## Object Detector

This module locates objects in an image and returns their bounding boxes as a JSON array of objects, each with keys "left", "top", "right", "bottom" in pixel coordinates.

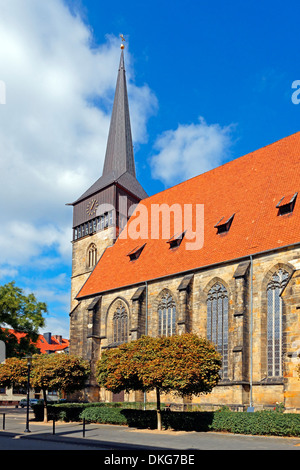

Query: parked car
[{"left": 19, "top": 398, "right": 39, "bottom": 408}]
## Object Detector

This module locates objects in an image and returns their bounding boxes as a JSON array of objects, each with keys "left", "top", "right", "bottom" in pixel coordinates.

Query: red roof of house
[
  {"left": 36, "top": 334, "right": 69, "bottom": 354},
  {"left": 77, "top": 132, "right": 300, "bottom": 298},
  {"left": 2, "top": 329, "right": 69, "bottom": 353}
]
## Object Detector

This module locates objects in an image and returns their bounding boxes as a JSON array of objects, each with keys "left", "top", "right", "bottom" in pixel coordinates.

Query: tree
[
  {"left": 0, "top": 356, "right": 28, "bottom": 389},
  {"left": 96, "top": 334, "right": 222, "bottom": 430},
  {"left": 31, "top": 354, "right": 90, "bottom": 421},
  {"left": 0, "top": 282, "right": 47, "bottom": 357},
  {"left": 0, "top": 354, "right": 90, "bottom": 422}
]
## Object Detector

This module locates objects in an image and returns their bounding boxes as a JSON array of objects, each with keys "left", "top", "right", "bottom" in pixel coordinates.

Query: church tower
[{"left": 69, "top": 45, "right": 148, "bottom": 312}]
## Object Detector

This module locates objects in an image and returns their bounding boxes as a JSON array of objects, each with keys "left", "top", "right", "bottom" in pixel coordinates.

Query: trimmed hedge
[
  {"left": 211, "top": 410, "right": 300, "bottom": 436},
  {"left": 83, "top": 408, "right": 300, "bottom": 437},
  {"left": 163, "top": 410, "right": 300, "bottom": 436},
  {"left": 32, "top": 403, "right": 98, "bottom": 422},
  {"left": 32, "top": 401, "right": 159, "bottom": 422},
  {"left": 32, "top": 404, "right": 300, "bottom": 437},
  {"left": 80, "top": 407, "right": 127, "bottom": 425}
]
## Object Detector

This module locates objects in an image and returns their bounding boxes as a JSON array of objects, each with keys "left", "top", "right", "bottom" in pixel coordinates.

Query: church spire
[
  {"left": 102, "top": 45, "right": 136, "bottom": 178},
  {"left": 70, "top": 39, "right": 148, "bottom": 205}
]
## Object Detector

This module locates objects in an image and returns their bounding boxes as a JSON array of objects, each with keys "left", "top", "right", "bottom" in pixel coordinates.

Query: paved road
[{"left": 0, "top": 406, "right": 299, "bottom": 453}]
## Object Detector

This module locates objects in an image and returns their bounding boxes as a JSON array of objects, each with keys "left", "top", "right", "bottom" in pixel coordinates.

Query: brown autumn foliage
[
  {"left": 96, "top": 334, "right": 222, "bottom": 429},
  {"left": 0, "top": 354, "right": 90, "bottom": 421}
]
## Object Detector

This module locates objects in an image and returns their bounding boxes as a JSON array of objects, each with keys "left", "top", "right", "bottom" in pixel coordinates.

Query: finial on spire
[{"left": 120, "top": 34, "right": 126, "bottom": 49}]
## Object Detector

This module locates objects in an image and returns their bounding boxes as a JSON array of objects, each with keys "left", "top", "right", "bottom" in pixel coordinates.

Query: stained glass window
[
  {"left": 267, "top": 269, "right": 289, "bottom": 377},
  {"left": 207, "top": 282, "right": 228, "bottom": 379},
  {"left": 158, "top": 293, "right": 176, "bottom": 337}
]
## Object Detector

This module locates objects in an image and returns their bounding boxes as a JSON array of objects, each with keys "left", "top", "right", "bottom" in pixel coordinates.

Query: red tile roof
[
  {"left": 77, "top": 132, "right": 300, "bottom": 298},
  {"left": 36, "top": 334, "right": 69, "bottom": 354},
  {"left": 2, "top": 329, "right": 69, "bottom": 353}
]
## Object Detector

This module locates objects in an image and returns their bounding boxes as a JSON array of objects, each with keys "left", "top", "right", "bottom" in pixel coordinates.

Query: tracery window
[
  {"left": 88, "top": 243, "right": 97, "bottom": 268},
  {"left": 207, "top": 282, "right": 229, "bottom": 379},
  {"left": 267, "top": 269, "right": 289, "bottom": 377},
  {"left": 113, "top": 305, "right": 128, "bottom": 344},
  {"left": 158, "top": 292, "right": 176, "bottom": 337}
]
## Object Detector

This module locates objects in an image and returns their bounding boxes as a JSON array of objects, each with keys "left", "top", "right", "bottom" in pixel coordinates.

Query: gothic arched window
[
  {"left": 267, "top": 269, "right": 289, "bottom": 377},
  {"left": 113, "top": 304, "right": 128, "bottom": 344},
  {"left": 88, "top": 243, "right": 97, "bottom": 268},
  {"left": 158, "top": 292, "right": 176, "bottom": 337},
  {"left": 207, "top": 282, "right": 229, "bottom": 379}
]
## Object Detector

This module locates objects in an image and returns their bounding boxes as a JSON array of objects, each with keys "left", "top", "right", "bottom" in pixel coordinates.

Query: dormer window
[
  {"left": 127, "top": 243, "right": 146, "bottom": 261},
  {"left": 276, "top": 192, "right": 297, "bottom": 216},
  {"left": 214, "top": 214, "right": 235, "bottom": 234},
  {"left": 167, "top": 231, "right": 186, "bottom": 249}
]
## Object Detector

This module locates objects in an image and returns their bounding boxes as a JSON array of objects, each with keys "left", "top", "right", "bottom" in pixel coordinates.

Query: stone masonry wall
[
  {"left": 70, "top": 227, "right": 115, "bottom": 312},
  {"left": 69, "top": 245, "right": 300, "bottom": 410}
]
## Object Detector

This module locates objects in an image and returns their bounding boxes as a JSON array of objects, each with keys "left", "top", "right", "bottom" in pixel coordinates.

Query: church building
[{"left": 69, "top": 45, "right": 300, "bottom": 411}]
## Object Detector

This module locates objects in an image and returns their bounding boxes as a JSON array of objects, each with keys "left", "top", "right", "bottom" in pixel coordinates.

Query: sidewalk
[
  {"left": 0, "top": 408, "right": 158, "bottom": 450},
  {"left": 0, "top": 407, "right": 300, "bottom": 451}
]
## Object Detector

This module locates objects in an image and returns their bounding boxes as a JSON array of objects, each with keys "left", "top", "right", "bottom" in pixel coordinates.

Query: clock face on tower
[{"left": 86, "top": 198, "right": 99, "bottom": 217}]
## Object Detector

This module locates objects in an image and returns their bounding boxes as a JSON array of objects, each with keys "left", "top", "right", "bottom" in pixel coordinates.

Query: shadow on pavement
[{"left": 0, "top": 429, "right": 169, "bottom": 451}]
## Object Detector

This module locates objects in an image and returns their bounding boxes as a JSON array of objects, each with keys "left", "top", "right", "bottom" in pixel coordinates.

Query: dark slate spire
[
  {"left": 102, "top": 49, "right": 136, "bottom": 178},
  {"left": 71, "top": 46, "right": 148, "bottom": 205}
]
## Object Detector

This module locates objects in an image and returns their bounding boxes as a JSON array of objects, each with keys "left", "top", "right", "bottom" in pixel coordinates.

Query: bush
[
  {"left": 32, "top": 402, "right": 104, "bottom": 422},
  {"left": 211, "top": 410, "right": 300, "bottom": 437},
  {"left": 32, "top": 404, "right": 300, "bottom": 437},
  {"left": 80, "top": 407, "right": 127, "bottom": 425},
  {"left": 32, "top": 401, "right": 159, "bottom": 422},
  {"left": 123, "top": 409, "right": 300, "bottom": 436},
  {"left": 121, "top": 410, "right": 159, "bottom": 429},
  {"left": 163, "top": 411, "right": 214, "bottom": 431}
]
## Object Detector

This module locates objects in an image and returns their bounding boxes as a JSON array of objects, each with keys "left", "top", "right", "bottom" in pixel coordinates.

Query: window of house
[
  {"left": 267, "top": 269, "right": 289, "bottom": 377},
  {"left": 207, "top": 282, "right": 229, "bottom": 379},
  {"left": 113, "top": 305, "right": 128, "bottom": 344},
  {"left": 158, "top": 292, "right": 176, "bottom": 337},
  {"left": 13, "top": 386, "right": 27, "bottom": 395}
]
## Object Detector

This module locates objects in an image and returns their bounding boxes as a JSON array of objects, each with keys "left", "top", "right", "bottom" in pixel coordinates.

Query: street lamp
[{"left": 24, "top": 356, "right": 32, "bottom": 433}]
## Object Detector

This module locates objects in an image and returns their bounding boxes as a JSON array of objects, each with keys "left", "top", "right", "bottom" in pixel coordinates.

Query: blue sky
[{"left": 0, "top": 0, "right": 299, "bottom": 338}]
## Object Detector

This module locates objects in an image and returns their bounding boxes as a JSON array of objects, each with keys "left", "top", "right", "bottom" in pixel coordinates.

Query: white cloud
[
  {"left": 22, "top": 272, "right": 71, "bottom": 338},
  {"left": 0, "top": 0, "right": 157, "bottom": 268},
  {"left": 40, "top": 315, "right": 70, "bottom": 340},
  {"left": 0, "top": 221, "right": 71, "bottom": 266},
  {"left": 150, "top": 117, "right": 233, "bottom": 186},
  {"left": 0, "top": 267, "right": 18, "bottom": 280}
]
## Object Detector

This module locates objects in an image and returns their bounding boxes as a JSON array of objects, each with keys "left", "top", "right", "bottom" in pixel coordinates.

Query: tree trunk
[
  {"left": 156, "top": 387, "right": 162, "bottom": 431},
  {"left": 42, "top": 388, "right": 48, "bottom": 423}
]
